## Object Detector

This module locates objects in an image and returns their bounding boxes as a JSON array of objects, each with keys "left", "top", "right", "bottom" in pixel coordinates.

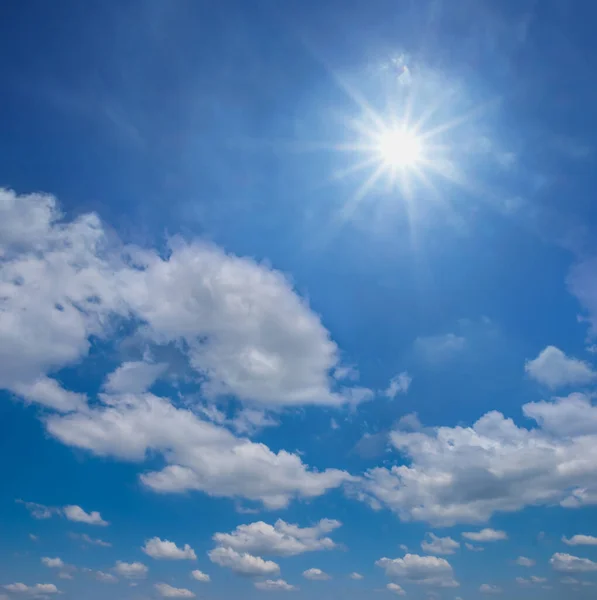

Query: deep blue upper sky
[{"left": 2, "top": 1, "right": 597, "bottom": 599}]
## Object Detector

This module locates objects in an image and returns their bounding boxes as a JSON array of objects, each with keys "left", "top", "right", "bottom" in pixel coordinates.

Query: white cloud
[
  {"left": 349, "top": 572, "right": 364, "bottom": 580},
  {"left": 58, "top": 572, "right": 73, "bottom": 580},
  {"left": 41, "top": 557, "right": 64, "bottom": 569},
  {"left": 462, "top": 530, "right": 507, "bottom": 542},
  {"left": 525, "top": 346, "right": 596, "bottom": 388},
  {"left": 387, "top": 583, "right": 406, "bottom": 595},
  {"left": 113, "top": 561, "right": 148, "bottom": 578},
  {"left": 213, "top": 519, "right": 341, "bottom": 557},
  {"left": 48, "top": 394, "right": 352, "bottom": 509},
  {"left": 3, "top": 583, "right": 59, "bottom": 594},
  {"left": 155, "top": 583, "right": 195, "bottom": 598},
  {"left": 12, "top": 377, "right": 86, "bottom": 413},
  {"left": 414, "top": 333, "right": 465, "bottom": 362},
  {"left": 16, "top": 500, "right": 59, "bottom": 520},
  {"left": 103, "top": 361, "right": 167, "bottom": 395},
  {"left": 515, "top": 556, "right": 535, "bottom": 567},
  {"left": 376, "top": 554, "right": 459, "bottom": 588},
  {"left": 550, "top": 553, "right": 597, "bottom": 572},
  {"left": 563, "top": 535, "right": 597, "bottom": 546},
  {"left": 29, "top": 534, "right": 38, "bottom": 541},
  {"left": 95, "top": 571, "right": 118, "bottom": 583},
  {"left": 421, "top": 533, "right": 460, "bottom": 555},
  {"left": 302, "top": 568, "right": 330, "bottom": 581},
  {"left": 63, "top": 505, "right": 108, "bottom": 526},
  {"left": 384, "top": 372, "right": 411, "bottom": 399},
  {"left": 70, "top": 532, "right": 111, "bottom": 547},
  {"left": 464, "top": 543, "right": 483, "bottom": 552},
  {"left": 479, "top": 584, "right": 501, "bottom": 594},
  {"left": 190, "top": 570, "right": 210, "bottom": 582},
  {"left": 208, "top": 547, "right": 280, "bottom": 577},
  {"left": 358, "top": 393, "right": 597, "bottom": 525},
  {"left": 254, "top": 579, "right": 297, "bottom": 591},
  {"left": 142, "top": 537, "right": 196, "bottom": 560},
  {"left": 561, "top": 577, "right": 579, "bottom": 585}
]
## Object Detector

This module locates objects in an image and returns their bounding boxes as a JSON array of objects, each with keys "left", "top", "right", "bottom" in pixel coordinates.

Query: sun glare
[{"left": 376, "top": 127, "right": 423, "bottom": 169}]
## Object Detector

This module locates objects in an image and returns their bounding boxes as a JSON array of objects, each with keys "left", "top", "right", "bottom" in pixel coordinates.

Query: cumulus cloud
[
  {"left": 41, "top": 557, "right": 64, "bottom": 569},
  {"left": 213, "top": 519, "right": 341, "bottom": 557},
  {"left": 480, "top": 584, "right": 502, "bottom": 594},
  {"left": 190, "top": 570, "right": 210, "bottom": 582},
  {"left": 387, "top": 582, "right": 406, "bottom": 595},
  {"left": 525, "top": 346, "right": 596, "bottom": 388},
  {"left": 103, "top": 361, "right": 167, "bottom": 395},
  {"left": 155, "top": 583, "right": 195, "bottom": 598},
  {"left": 550, "top": 553, "right": 597, "bottom": 572},
  {"left": 208, "top": 547, "right": 280, "bottom": 577},
  {"left": 349, "top": 572, "right": 364, "bottom": 580},
  {"left": 358, "top": 392, "right": 597, "bottom": 525},
  {"left": 95, "top": 571, "right": 118, "bottom": 583},
  {"left": 462, "top": 530, "right": 507, "bottom": 542},
  {"left": 63, "top": 505, "right": 108, "bottom": 526},
  {"left": 254, "top": 579, "right": 297, "bottom": 591},
  {"left": 464, "top": 543, "right": 484, "bottom": 552},
  {"left": 3, "top": 583, "right": 58, "bottom": 594},
  {"left": 376, "top": 554, "right": 459, "bottom": 588},
  {"left": 113, "top": 561, "right": 148, "bottom": 578},
  {"left": 421, "top": 533, "right": 460, "bottom": 555},
  {"left": 383, "top": 372, "right": 411, "bottom": 399},
  {"left": 142, "top": 537, "right": 196, "bottom": 560},
  {"left": 563, "top": 535, "right": 597, "bottom": 546},
  {"left": 302, "top": 568, "right": 330, "bottom": 580},
  {"left": 515, "top": 556, "right": 535, "bottom": 567}
]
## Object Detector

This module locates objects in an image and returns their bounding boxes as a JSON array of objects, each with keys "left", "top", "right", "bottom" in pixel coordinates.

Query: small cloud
[
  {"left": 302, "top": 568, "right": 330, "bottom": 581},
  {"left": 113, "top": 561, "right": 148, "bottom": 579},
  {"left": 462, "top": 529, "right": 507, "bottom": 542},
  {"left": 349, "top": 572, "right": 364, "bottom": 580},
  {"left": 383, "top": 372, "right": 412, "bottom": 399},
  {"left": 516, "top": 556, "right": 536, "bottom": 567},
  {"left": 464, "top": 543, "right": 484, "bottom": 552},
  {"left": 254, "top": 579, "right": 298, "bottom": 591},
  {"left": 142, "top": 537, "right": 196, "bottom": 560},
  {"left": 563, "top": 535, "right": 597, "bottom": 546},
  {"left": 70, "top": 532, "right": 111, "bottom": 547},
  {"left": 63, "top": 505, "right": 108, "bottom": 526},
  {"left": 190, "top": 570, "right": 210, "bottom": 582},
  {"left": 525, "top": 346, "right": 596, "bottom": 388},
  {"left": 479, "top": 584, "right": 502, "bottom": 594},
  {"left": 387, "top": 583, "right": 406, "bottom": 595},
  {"left": 414, "top": 333, "right": 466, "bottom": 363},
  {"left": 421, "top": 533, "right": 460, "bottom": 555},
  {"left": 155, "top": 583, "right": 195, "bottom": 598},
  {"left": 29, "top": 534, "right": 38, "bottom": 542}
]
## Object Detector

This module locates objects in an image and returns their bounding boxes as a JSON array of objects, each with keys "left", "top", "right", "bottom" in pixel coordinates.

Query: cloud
[
  {"left": 142, "top": 537, "right": 196, "bottom": 560},
  {"left": 461, "top": 530, "right": 507, "bottom": 542},
  {"left": 563, "top": 535, "right": 597, "bottom": 546},
  {"left": 113, "top": 561, "right": 148, "bottom": 578},
  {"left": 41, "top": 558, "right": 64, "bottom": 569},
  {"left": 568, "top": 258, "right": 597, "bottom": 335},
  {"left": 421, "top": 533, "right": 460, "bottom": 555},
  {"left": 525, "top": 346, "right": 596, "bottom": 388},
  {"left": 414, "top": 333, "right": 465, "bottom": 363},
  {"left": 213, "top": 519, "right": 341, "bottom": 557},
  {"left": 302, "top": 568, "right": 330, "bottom": 581},
  {"left": 103, "top": 361, "right": 167, "bottom": 395},
  {"left": 254, "top": 579, "right": 297, "bottom": 591},
  {"left": 70, "top": 532, "right": 111, "bottom": 547},
  {"left": 16, "top": 500, "right": 59, "bottom": 520},
  {"left": 349, "top": 572, "right": 364, "bottom": 580},
  {"left": 387, "top": 583, "right": 406, "bottom": 595},
  {"left": 383, "top": 372, "right": 411, "bottom": 399},
  {"left": 48, "top": 394, "right": 352, "bottom": 509},
  {"left": 63, "top": 505, "right": 108, "bottom": 526},
  {"left": 464, "top": 543, "right": 484, "bottom": 552},
  {"left": 190, "top": 570, "right": 210, "bottom": 582},
  {"left": 515, "top": 556, "right": 535, "bottom": 567},
  {"left": 480, "top": 584, "right": 502, "bottom": 594},
  {"left": 208, "top": 547, "right": 280, "bottom": 577},
  {"left": 95, "top": 571, "right": 118, "bottom": 583},
  {"left": 358, "top": 392, "right": 597, "bottom": 525},
  {"left": 376, "top": 554, "right": 459, "bottom": 588},
  {"left": 155, "top": 583, "right": 195, "bottom": 598},
  {"left": 550, "top": 553, "right": 597, "bottom": 572},
  {"left": 3, "top": 583, "right": 59, "bottom": 594}
]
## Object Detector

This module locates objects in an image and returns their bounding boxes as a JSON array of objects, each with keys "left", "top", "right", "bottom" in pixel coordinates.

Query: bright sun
[{"left": 376, "top": 127, "right": 423, "bottom": 169}]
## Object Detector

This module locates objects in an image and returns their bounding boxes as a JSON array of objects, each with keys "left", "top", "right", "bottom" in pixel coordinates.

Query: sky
[{"left": 2, "top": 0, "right": 597, "bottom": 599}]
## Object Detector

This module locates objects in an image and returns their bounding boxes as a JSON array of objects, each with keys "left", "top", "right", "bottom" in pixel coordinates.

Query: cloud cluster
[{"left": 17, "top": 501, "right": 108, "bottom": 526}]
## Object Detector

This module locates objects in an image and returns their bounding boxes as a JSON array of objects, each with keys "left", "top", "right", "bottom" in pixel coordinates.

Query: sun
[{"left": 375, "top": 127, "right": 423, "bottom": 169}]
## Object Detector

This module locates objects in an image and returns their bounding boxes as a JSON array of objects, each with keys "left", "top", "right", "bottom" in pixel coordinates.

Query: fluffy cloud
[
  {"left": 63, "top": 505, "right": 108, "bottom": 526},
  {"left": 142, "top": 537, "right": 196, "bottom": 560},
  {"left": 302, "top": 568, "right": 330, "bottom": 580},
  {"left": 3, "top": 583, "right": 58, "bottom": 594},
  {"left": 103, "top": 361, "right": 167, "bottom": 395},
  {"left": 480, "top": 584, "right": 502, "bottom": 594},
  {"left": 213, "top": 519, "right": 341, "bottom": 557},
  {"left": 254, "top": 579, "right": 297, "bottom": 591},
  {"left": 41, "top": 557, "right": 64, "bottom": 569},
  {"left": 95, "top": 571, "right": 118, "bottom": 583},
  {"left": 190, "top": 570, "right": 210, "bottom": 582},
  {"left": 208, "top": 547, "right": 280, "bottom": 577},
  {"left": 525, "top": 346, "right": 596, "bottom": 388},
  {"left": 383, "top": 372, "right": 411, "bottom": 399},
  {"left": 515, "top": 556, "right": 536, "bottom": 567},
  {"left": 387, "top": 583, "right": 405, "bottom": 595},
  {"left": 113, "top": 561, "right": 148, "bottom": 578},
  {"left": 349, "top": 572, "right": 364, "bottom": 580},
  {"left": 563, "top": 535, "right": 597, "bottom": 546},
  {"left": 421, "top": 533, "right": 460, "bottom": 555},
  {"left": 462, "top": 530, "right": 507, "bottom": 542},
  {"left": 359, "top": 392, "right": 597, "bottom": 525},
  {"left": 155, "top": 583, "right": 195, "bottom": 598},
  {"left": 550, "top": 553, "right": 597, "bottom": 572},
  {"left": 376, "top": 554, "right": 459, "bottom": 588}
]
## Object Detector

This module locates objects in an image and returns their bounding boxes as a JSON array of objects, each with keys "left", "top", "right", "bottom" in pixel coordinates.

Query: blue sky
[{"left": 2, "top": 0, "right": 597, "bottom": 599}]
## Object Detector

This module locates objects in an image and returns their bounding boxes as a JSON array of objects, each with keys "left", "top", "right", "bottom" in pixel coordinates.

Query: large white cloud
[
  {"left": 142, "top": 537, "right": 196, "bottom": 560},
  {"left": 47, "top": 394, "right": 352, "bottom": 509},
  {"left": 525, "top": 346, "right": 596, "bottom": 388},
  {"left": 212, "top": 519, "right": 341, "bottom": 557},
  {"left": 208, "top": 547, "right": 280, "bottom": 577},
  {"left": 376, "top": 554, "right": 459, "bottom": 588},
  {"left": 358, "top": 392, "right": 597, "bottom": 525}
]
